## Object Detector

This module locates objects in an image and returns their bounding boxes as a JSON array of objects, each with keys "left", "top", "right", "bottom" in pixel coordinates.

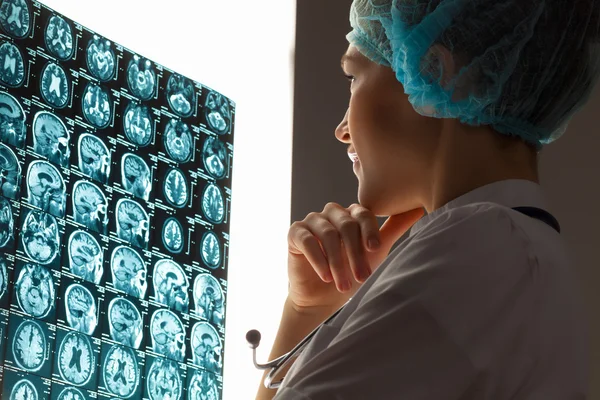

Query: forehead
[{"left": 341, "top": 45, "right": 367, "bottom": 66}]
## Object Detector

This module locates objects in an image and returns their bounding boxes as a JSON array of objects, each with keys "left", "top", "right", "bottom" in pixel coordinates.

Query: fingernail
[
  {"left": 340, "top": 279, "right": 351, "bottom": 292},
  {"left": 368, "top": 238, "right": 380, "bottom": 250}
]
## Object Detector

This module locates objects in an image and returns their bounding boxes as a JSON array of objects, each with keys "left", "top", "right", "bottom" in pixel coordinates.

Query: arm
[{"left": 256, "top": 297, "right": 339, "bottom": 400}]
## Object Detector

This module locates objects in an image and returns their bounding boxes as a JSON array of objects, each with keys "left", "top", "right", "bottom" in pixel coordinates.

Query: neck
[{"left": 424, "top": 122, "right": 539, "bottom": 213}]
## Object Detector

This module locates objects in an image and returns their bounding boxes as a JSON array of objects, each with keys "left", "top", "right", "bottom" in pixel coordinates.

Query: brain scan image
[
  {"left": 166, "top": 74, "right": 195, "bottom": 117},
  {"left": 0, "top": 41, "right": 25, "bottom": 87},
  {"left": 82, "top": 82, "right": 111, "bottom": 128},
  {"left": 0, "top": 0, "right": 30, "bottom": 38},
  {"left": 202, "top": 184, "right": 224, "bottom": 224},
  {"left": 123, "top": 102, "right": 153, "bottom": 147},
  {"left": 10, "top": 379, "right": 38, "bottom": 400},
  {"left": 163, "top": 119, "right": 193, "bottom": 163},
  {"left": 110, "top": 245, "right": 147, "bottom": 299},
  {"left": 0, "top": 91, "right": 26, "bottom": 148},
  {"left": 32, "top": 111, "right": 70, "bottom": 167},
  {"left": 146, "top": 357, "right": 182, "bottom": 400},
  {"left": 65, "top": 284, "right": 98, "bottom": 335},
  {"left": 0, "top": 142, "right": 21, "bottom": 198},
  {"left": 116, "top": 199, "right": 150, "bottom": 249},
  {"left": 0, "top": 195, "right": 14, "bottom": 248},
  {"left": 200, "top": 231, "right": 221, "bottom": 269},
  {"left": 68, "top": 230, "right": 103, "bottom": 284},
  {"left": 162, "top": 217, "right": 184, "bottom": 254},
  {"left": 57, "top": 387, "right": 86, "bottom": 400},
  {"left": 57, "top": 331, "right": 95, "bottom": 386},
  {"left": 121, "top": 153, "right": 151, "bottom": 201},
  {"left": 15, "top": 263, "right": 55, "bottom": 318},
  {"left": 108, "top": 297, "right": 143, "bottom": 349},
  {"left": 153, "top": 259, "right": 189, "bottom": 313},
  {"left": 193, "top": 274, "right": 224, "bottom": 327},
  {"left": 12, "top": 319, "right": 47, "bottom": 372},
  {"left": 127, "top": 55, "right": 155, "bottom": 100},
  {"left": 86, "top": 35, "right": 115, "bottom": 81},
  {"left": 21, "top": 210, "right": 60, "bottom": 265},
  {"left": 40, "top": 62, "right": 70, "bottom": 108},
  {"left": 164, "top": 167, "right": 188, "bottom": 208},
  {"left": 204, "top": 92, "right": 231, "bottom": 135},
  {"left": 45, "top": 14, "right": 74, "bottom": 60},
  {"left": 0, "top": 255, "right": 7, "bottom": 300},
  {"left": 150, "top": 309, "right": 186, "bottom": 362},
  {"left": 190, "top": 322, "right": 222, "bottom": 375},
  {"left": 72, "top": 180, "right": 108, "bottom": 234},
  {"left": 202, "top": 137, "right": 227, "bottom": 179},
  {"left": 188, "top": 369, "right": 220, "bottom": 400},
  {"left": 78, "top": 133, "right": 111, "bottom": 184},
  {"left": 103, "top": 344, "right": 140, "bottom": 398},
  {"left": 26, "top": 160, "right": 66, "bottom": 218}
]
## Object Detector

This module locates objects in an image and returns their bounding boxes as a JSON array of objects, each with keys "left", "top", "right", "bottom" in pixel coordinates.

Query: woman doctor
[{"left": 257, "top": 0, "right": 600, "bottom": 398}]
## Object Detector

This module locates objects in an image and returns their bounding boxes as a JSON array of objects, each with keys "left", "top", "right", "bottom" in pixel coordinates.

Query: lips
[{"left": 347, "top": 152, "right": 359, "bottom": 163}]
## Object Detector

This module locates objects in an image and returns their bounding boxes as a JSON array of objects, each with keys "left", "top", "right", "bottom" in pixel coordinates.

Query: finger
[
  {"left": 324, "top": 203, "right": 369, "bottom": 285},
  {"left": 288, "top": 220, "right": 333, "bottom": 282},
  {"left": 306, "top": 209, "right": 351, "bottom": 292},
  {"left": 348, "top": 203, "right": 381, "bottom": 253}
]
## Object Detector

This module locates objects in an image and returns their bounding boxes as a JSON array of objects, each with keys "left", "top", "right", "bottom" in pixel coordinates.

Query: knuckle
[
  {"left": 324, "top": 202, "right": 340, "bottom": 211},
  {"left": 320, "top": 227, "right": 340, "bottom": 241},
  {"left": 339, "top": 217, "right": 359, "bottom": 233}
]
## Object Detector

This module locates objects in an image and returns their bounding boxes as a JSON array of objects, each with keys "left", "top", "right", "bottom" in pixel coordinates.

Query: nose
[{"left": 335, "top": 109, "right": 351, "bottom": 144}]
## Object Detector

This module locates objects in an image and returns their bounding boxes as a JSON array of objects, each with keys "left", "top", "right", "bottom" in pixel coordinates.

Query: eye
[{"left": 344, "top": 74, "right": 355, "bottom": 83}]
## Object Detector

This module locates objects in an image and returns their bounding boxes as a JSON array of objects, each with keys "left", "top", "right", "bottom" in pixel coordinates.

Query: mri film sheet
[{"left": 0, "top": 0, "right": 235, "bottom": 397}]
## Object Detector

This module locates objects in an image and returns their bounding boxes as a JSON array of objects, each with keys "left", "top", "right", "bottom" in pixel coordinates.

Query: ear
[{"left": 425, "top": 43, "right": 457, "bottom": 89}]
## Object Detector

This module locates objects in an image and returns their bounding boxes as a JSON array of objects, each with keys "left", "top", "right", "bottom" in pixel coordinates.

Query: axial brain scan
[
  {"left": 0, "top": 0, "right": 30, "bottom": 38},
  {"left": 0, "top": 196, "right": 14, "bottom": 248},
  {"left": 40, "top": 62, "right": 70, "bottom": 108},
  {"left": 45, "top": 14, "right": 74, "bottom": 60},
  {"left": 110, "top": 245, "right": 147, "bottom": 299},
  {"left": 153, "top": 259, "right": 189, "bottom": 313},
  {"left": 166, "top": 74, "right": 194, "bottom": 117},
  {"left": 116, "top": 199, "right": 150, "bottom": 249},
  {"left": 150, "top": 309, "right": 186, "bottom": 362},
  {"left": 32, "top": 111, "right": 70, "bottom": 167},
  {"left": 163, "top": 167, "right": 188, "bottom": 208},
  {"left": 127, "top": 55, "right": 155, "bottom": 100},
  {"left": 68, "top": 230, "right": 103, "bottom": 284},
  {"left": 190, "top": 322, "right": 222, "bottom": 375},
  {"left": 21, "top": 210, "right": 61, "bottom": 265},
  {"left": 204, "top": 92, "right": 231, "bottom": 135},
  {"left": 124, "top": 102, "right": 153, "bottom": 147},
  {"left": 15, "top": 263, "right": 55, "bottom": 318},
  {"left": 121, "top": 153, "right": 151, "bottom": 201},
  {"left": 72, "top": 180, "right": 108, "bottom": 234},
  {"left": 202, "top": 136, "right": 227, "bottom": 179},
  {"left": 193, "top": 274, "right": 224, "bottom": 327},
  {"left": 86, "top": 35, "right": 115, "bottom": 81},
  {"left": 201, "top": 231, "right": 221, "bottom": 269},
  {"left": 108, "top": 297, "right": 143, "bottom": 349},
  {"left": 202, "top": 183, "right": 224, "bottom": 224},
  {"left": 57, "top": 331, "right": 95, "bottom": 386},
  {"left": 0, "top": 92, "right": 26, "bottom": 148},
  {"left": 163, "top": 119, "right": 193, "bottom": 163},
  {"left": 0, "top": 41, "right": 25, "bottom": 87},
  {"left": 82, "top": 82, "right": 111, "bottom": 128},
  {"left": 0, "top": 4, "right": 233, "bottom": 397},
  {"left": 26, "top": 160, "right": 66, "bottom": 218},
  {"left": 10, "top": 379, "right": 38, "bottom": 400},
  {"left": 78, "top": 133, "right": 111, "bottom": 184},
  {"left": 65, "top": 283, "right": 98, "bottom": 335},
  {"left": 188, "top": 369, "right": 220, "bottom": 400},
  {"left": 12, "top": 319, "right": 47, "bottom": 372},
  {"left": 102, "top": 344, "right": 139, "bottom": 398},
  {"left": 162, "top": 217, "right": 184, "bottom": 254},
  {"left": 146, "top": 357, "right": 182, "bottom": 400}
]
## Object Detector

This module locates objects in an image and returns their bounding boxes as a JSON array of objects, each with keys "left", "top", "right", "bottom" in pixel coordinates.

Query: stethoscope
[{"left": 247, "top": 206, "right": 561, "bottom": 390}]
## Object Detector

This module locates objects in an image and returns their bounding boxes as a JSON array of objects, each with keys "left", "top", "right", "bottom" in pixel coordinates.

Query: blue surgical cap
[{"left": 347, "top": 0, "right": 600, "bottom": 150}]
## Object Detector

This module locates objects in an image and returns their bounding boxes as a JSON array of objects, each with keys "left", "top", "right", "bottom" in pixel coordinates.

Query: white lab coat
[{"left": 274, "top": 179, "right": 590, "bottom": 399}]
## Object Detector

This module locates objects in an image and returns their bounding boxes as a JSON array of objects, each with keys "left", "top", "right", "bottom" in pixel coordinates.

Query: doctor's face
[{"left": 336, "top": 45, "right": 441, "bottom": 217}]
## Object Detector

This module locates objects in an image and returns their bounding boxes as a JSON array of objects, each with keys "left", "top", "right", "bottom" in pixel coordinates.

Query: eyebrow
[{"left": 340, "top": 53, "right": 356, "bottom": 70}]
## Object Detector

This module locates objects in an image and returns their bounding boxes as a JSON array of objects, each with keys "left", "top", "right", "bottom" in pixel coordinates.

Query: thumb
[{"left": 377, "top": 207, "right": 425, "bottom": 252}]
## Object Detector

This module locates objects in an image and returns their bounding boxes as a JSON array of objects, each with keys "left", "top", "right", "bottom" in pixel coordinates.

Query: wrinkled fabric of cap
[{"left": 347, "top": 0, "right": 600, "bottom": 150}]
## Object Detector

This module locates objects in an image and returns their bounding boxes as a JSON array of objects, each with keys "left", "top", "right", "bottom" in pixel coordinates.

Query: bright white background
[{"left": 39, "top": 0, "right": 297, "bottom": 398}]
